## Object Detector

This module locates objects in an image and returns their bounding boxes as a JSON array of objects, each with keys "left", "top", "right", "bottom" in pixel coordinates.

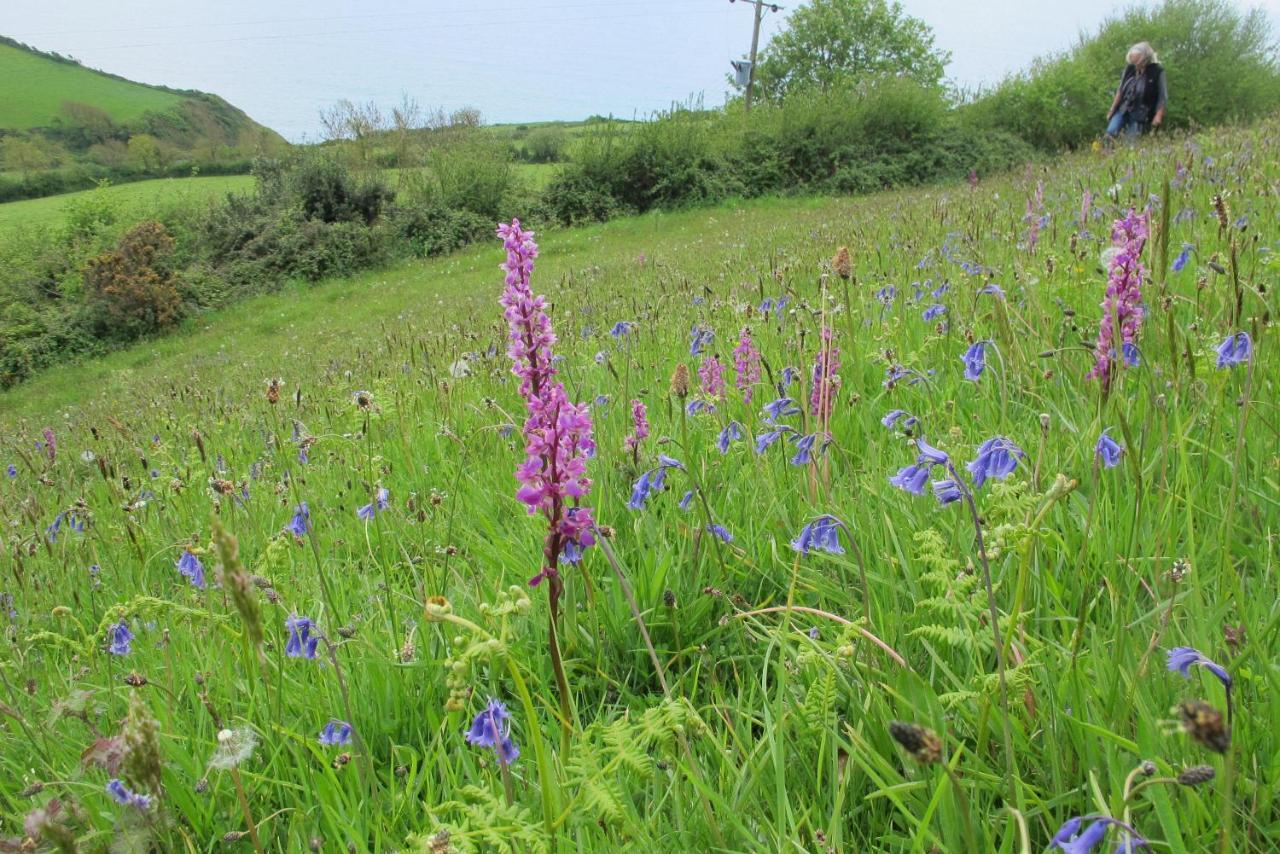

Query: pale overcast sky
[{"left": 3, "top": 1, "right": 1277, "bottom": 140}]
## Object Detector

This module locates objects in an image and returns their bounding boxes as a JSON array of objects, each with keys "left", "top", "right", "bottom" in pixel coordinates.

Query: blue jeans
[{"left": 1106, "top": 111, "right": 1140, "bottom": 140}]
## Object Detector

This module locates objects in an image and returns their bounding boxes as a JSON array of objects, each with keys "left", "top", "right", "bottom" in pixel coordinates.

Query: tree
[
  {"left": 84, "top": 221, "right": 183, "bottom": 340},
  {"left": 0, "top": 135, "right": 54, "bottom": 178},
  {"left": 127, "top": 134, "right": 163, "bottom": 171},
  {"left": 750, "top": 0, "right": 949, "bottom": 101}
]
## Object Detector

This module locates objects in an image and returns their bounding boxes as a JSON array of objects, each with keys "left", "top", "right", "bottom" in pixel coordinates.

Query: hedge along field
[{"left": 0, "top": 118, "right": 1276, "bottom": 852}]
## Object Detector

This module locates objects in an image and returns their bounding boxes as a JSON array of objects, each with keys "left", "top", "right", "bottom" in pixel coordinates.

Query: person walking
[{"left": 1105, "top": 42, "right": 1167, "bottom": 141}]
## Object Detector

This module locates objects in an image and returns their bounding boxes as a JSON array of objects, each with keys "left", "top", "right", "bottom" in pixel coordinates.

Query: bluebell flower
[
  {"left": 609, "top": 321, "right": 635, "bottom": 338},
  {"left": 883, "top": 365, "right": 912, "bottom": 388},
  {"left": 678, "top": 490, "right": 694, "bottom": 511},
  {"left": 706, "top": 523, "right": 733, "bottom": 543},
  {"left": 465, "top": 698, "right": 519, "bottom": 765},
  {"left": 686, "top": 399, "right": 715, "bottom": 416},
  {"left": 657, "top": 454, "right": 684, "bottom": 470},
  {"left": 559, "top": 539, "right": 585, "bottom": 564},
  {"left": 961, "top": 341, "right": 989, "bottom": 381},
  {"left": 1216, "top": 332, "right": 1252, "bottom": 368},
  {"left": 46, "top": 512, "right": 65, "bottom": 542},
  {"left": 107, "top": 779, "right": 151, "bottom": 810},
  {"left": 807, "top": 626, "right": 820, "bottom": 639},
  {"left": 1121, "top": 342, "right": 1140, "bottom": 367},
  {"left": 978, "top": 283, "right": 1005, "bottom": 299},
  {"left": 357, "top": 487, "right": 391, "bottom": 521},
  {"left": 717, "top": 421, "right": 742, "bottom": 454},
  {"left": 762, "top": 397, "right": 800, "bottom": 423},
  {"left": 108, "top": 620, "right": 133, "bottom": 655},
  {"left": 1167, "top": 646, "right": 1231, "bottom": 689},
  {"left": 790, "top": 515, "right": 844, "bottom": 556},
  {"left": 881, "top": 409, "right": 909, "bottom": 429},
  {"left": 790, "top": 433, "right": 818, "bottom": 466},
  {"left": 149, "top": 468, "right": 161, "bottom": 478},
  {"left": 1171, "top": 244, "right": 1192, "bottom": 272},
  {"left": 286, "top": 502, "right": 311, "bottom": 537},
  {"left": 1050, "top": 816, "right": 1145, "bottom": 854},
  {"left": 176, "top": 550, "right": 206, "bottom": 589},
  {"left": 875, "top": 285, "right": 896, "bottom": 304},
  {"left": 915, "top": 438, "right": 949, "bottom": 466},
  {"left": 931, "top": 282, "right": 949, "bottom": 299},
  {"left": 967, "top": 437, "right": 1025, "bottom": 488},
  {"left": 594, "top": 351, "right": 607, "bottom": 364},
  {"left": 773, "top": 296, "right": 790, "bottom": 318},
  {"left": 755, "top": 426, "right": 795, "bottom": 454},
  {"left": 627, "top": 469, "right": 655, "bottom": 510},
  {"left": 689, "top": 325, "right": 714, "bottom": 356},
  {"left": 319, "top": 719, "right": 353, "bottom": 746},
  {"left": 759, "top": 298, "right": 775, "bottom": 314},
  {"left": 285, "top": 614, "right": 320, "bottom": 659},
  {"left": 1095, "top": 431, "right": 1124, "bottom": 469},
  {"left": 780, "top": 367, "right": 799, "bottom": 388},
  {"left": 5, "top": 464, "right": 14, "bottom": 478},
  {"left": 890, "top": 464, "right": 930, "bottom": 495},
  {"left": 931, "top": 478, "right": 963, "bottom": 505},
  {"left": 922, "top": 304, "right": 947, "bottom": 321}
]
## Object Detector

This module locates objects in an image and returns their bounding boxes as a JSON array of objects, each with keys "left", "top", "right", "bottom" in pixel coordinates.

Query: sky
[{"left": 3, "top": 0, "right": 1277, "bottom": 141}]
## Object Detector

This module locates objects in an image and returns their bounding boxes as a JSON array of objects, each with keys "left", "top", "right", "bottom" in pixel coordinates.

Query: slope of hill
[
  {"left": 0, "top": 41, "right": 185, "bottom": 128},
  {"left": 0, "top": 37, "right": 286, "bottom": 200}
]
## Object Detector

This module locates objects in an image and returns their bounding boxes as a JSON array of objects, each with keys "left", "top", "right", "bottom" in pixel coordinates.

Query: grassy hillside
[
  {"left": 0, "top": 117, "right": 1274, "bottom": 851},
  {"left": 0, "top": 174, "right": 254, "bottom": 234},
  {"left": 0, "top": 42, "right": 184, "bottom": 129}
]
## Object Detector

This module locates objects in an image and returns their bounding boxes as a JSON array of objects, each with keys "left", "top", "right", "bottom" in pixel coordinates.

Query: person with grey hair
[{"left": 1105, "top": 42, "right": 1167, "bottom": 140}]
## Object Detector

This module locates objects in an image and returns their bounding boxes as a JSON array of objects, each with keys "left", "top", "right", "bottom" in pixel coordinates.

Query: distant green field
[
  {"left": 0, "top": 174, "right": 254, "bottom": 234},
  {"left": 0, "top": 43, "right": 184, "bottom": 128}
]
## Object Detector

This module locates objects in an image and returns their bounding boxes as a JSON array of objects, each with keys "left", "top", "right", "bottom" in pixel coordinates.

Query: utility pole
[{"left": 730, "top": 1, "right": 781, "bottom": 113}]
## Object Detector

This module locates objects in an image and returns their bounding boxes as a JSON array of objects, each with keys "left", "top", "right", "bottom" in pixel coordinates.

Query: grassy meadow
[{"left": 0, "top": 117, "right": 1276, "bottom": 853}]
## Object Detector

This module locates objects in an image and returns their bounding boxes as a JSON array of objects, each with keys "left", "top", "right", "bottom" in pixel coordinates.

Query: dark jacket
[{"left": 1117, "top": 62, "right": 1167, "bottom": 126}]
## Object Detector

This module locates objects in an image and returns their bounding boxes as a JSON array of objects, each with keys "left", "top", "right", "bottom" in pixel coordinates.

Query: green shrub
[
  {"left": 390, "top": 201, "right": 493, "bottom": 258},
  {"left": 428, "top": 132, "right": 514, "bottom": 220}
]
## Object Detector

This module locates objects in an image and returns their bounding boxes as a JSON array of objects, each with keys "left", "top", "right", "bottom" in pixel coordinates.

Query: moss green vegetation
[
  {"left": 0, "top": 117, "right": 1275, "bottom": 850},
  {"left": 0, "top": 43, "right": 184, "bottom": 129}
]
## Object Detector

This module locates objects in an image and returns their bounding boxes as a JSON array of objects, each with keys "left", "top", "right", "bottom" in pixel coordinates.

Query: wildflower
[
  {"left": 45, "top": 512, "right": 65, "bottom": 541},
  {"left": 716, "top": 421, "right": 742, "bottom": 454},
  {"left": 790, "top": 433, "right": 820, "bottom": 466},
  {"left": 1215, "top": 332, "right": 1252, "bottom": 368},
  {"left": 106, "top": 779, "right": 151, "bottom": 810},
  {"left": 1172, "top": 244, "right": 1192, "bottom": 272},
  {"left": 5, "top": 464, "right": 14, "bottom": 477},
  {"left": 1096, "top": 431, "right": 1124, "bottom": 469},
  {"left": 763, "top": 397, "right": 800, "bottom": 423},
  {"left": 706, "top": 523, "right": 733, "bottom": 542},
  {"left": 108, "top": 620, "right": 133, "bottom": 655},
  {"left": 961, "top": 340, "right": 990, "bottom": 381},
  {"left": 285, "top": 614, "right": 320, "bottom": 659},
  {"left": 465, "top": 698, "right": 519, "bottom": 765},
  {"left": 627, "top": 456, "right": 683, "bottom": 511},
  {"left": 699, "top": 355, "right": 726, "bottom": 399},
  {"left": 498, "top": 220, "right": 597, "bottom": 576},
  {"left": 881, "top": 409, "right": 918, "bottom": 431},
  {"left": 286, "top": 502, "right": 311, "bottom": 538},
  {"left": 559, "top": 538, "right": 585, "bottom": 565},
  {"left": 732, "top": 328, "right": 762, "bottom": 403},
  {"left": 319, "top": 720, "right": 353, "bottom": 747},
  {"left": 1176, "top": 699, "right": 1230, "bottom": 753},
  {"left": 1167, "top": 646, "right": 1231, "bottom": 689},
  {"left": 979, "top": 283, "right": 1005, "bottom": 299},
  {"left": 678, "top": 490, "right": 694, "bottom": 511},
  {"left": 689, "top": 324, "right": 714, "bottom": 356},
  {"left": 176, "top": 550, "right": 206, "bottom": 589},
  {"left": 922, "top": 304, "right": 946, "bottom": 321},
  {"left": 669, "top": 364, "right": 690, "bottom": 398},
  {"left": 357, "top": 487, "right": 391, "bottom": 521},
  {"left": 1087, "top": 209, "right": 1148, "bottom": 387},
  {"left": 41, "top": 427, "right": 56, "bottom": 462},
  {"left": 609, "top": 321, "right": 635, "bottom": 338},
  {"left": 890, "top": 464, "right": 930, "bottom": 495},
  {"left": 209, "top": 727, "right": 258, "bottom": 770},
  {"left": 790, "top": 515, "right": 843, "bottom": 556},
  {"left": 352, "top": 390, "right": 374, "bottom": 411},
  {"left": 685, "top": 399, "right": 714, "bottom": 416},
  {"left": 931, "top": 478, "right": 963, "bottom": 505},
  {"left": 888, "top": 721, "right": 942, "bottom": 765},
  {"left": 624, "top": 399, "right": 649, "bottom": 452},
  {"left": 1177, "top": 765, "right": 1216, "bottom": 786},
  {"left": 809, "top": 327, "right": 840, "bottom": 419},
  {"left": 1049, "top": 818, "right": 1110, "bottom": 853},
  {"left": 832, "top": 246, "right": 851, "bottom": 279},
  {"left": 967, "top": 437, "right": 1025, "bottom": 488},
  {"left": 1122, "top": 342, "right": 1141, "bottom": 367},
  {"left": 780, "top": 366, "right": 799, "bottom": 388},
  {"left": 755, "top": 426, "right": 795, "bottom": 454}
]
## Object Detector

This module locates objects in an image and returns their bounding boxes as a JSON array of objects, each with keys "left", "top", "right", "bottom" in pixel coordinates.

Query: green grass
[
  {"left": 0, "top": 120, "right": 1276, "bottom": 852},
  {"left": 0, "top": 174, "right": 255, "bottom": 235},
  {"left": 0, "top": 43, "right": 184, "bottom": 129}
]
